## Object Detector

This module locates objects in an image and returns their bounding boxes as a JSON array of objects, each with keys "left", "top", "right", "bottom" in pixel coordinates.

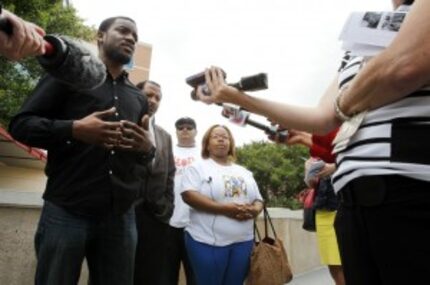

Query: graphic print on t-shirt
[
  {"left": 223, "top": 175, "right": 248, "bottom": 198},
  {"left": 175, "top": 156, "right": 196, "bottom": 176}
]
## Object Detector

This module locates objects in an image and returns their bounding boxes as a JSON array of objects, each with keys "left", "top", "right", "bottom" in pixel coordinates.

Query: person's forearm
[
  {"left": 252, "top": 200, "right": 264, "bottom": 216},
  {"left": 9, "top": 115, "right": 73, "bottom": 149},
  {"left": 226, "top": 81, "right": 339, "bottom": 135},
  {"left": 204, "top": 67, "right": 340, "bottom": 134},
  {"left": 300, "top": 134, "right": 313, "bottom": 148},
  {"left": 182, "top": 191, "right": 225, "bottom": 215},
  {"left": 340, "top": 0, "right": 430, "bottom": 115}
]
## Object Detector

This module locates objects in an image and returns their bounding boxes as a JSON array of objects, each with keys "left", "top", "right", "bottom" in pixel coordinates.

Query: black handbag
[
  {"left": 313, "top": 177, "right": 338, "bottom": 211},
  {"left": 301, "top": 188, "right": 316, "bottom": 232}
]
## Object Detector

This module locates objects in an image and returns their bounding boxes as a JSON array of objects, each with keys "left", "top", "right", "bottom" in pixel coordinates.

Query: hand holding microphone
[
  {"left": 0, "top": 10, "right": 106, "bottom": 90},
  {"left": 191, "top": 68, "right": 239, "bottom": 105},
  {"left": 0, "top": 7, "right": 45, "bottom": 60},
  {"left": 186, "top": 66, "right": 268, "bottom": 105}
]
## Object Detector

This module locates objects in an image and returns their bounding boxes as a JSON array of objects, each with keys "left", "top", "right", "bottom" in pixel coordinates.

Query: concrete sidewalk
[{"left": 289, "top": 267, "right": 334, "bottom": 285}]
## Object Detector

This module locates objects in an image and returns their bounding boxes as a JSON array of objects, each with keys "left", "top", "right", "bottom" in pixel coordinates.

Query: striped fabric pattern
[{"left": 332, "top": 54, "right": 430, "bottom": 192}]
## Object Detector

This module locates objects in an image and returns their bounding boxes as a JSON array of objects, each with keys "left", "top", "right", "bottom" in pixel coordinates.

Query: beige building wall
[
  {"left": 0, "top": 164, "right": 92, "bottom": 285},
  {"left": 128, "top": 42, "right": 152, "bottom": 84},
  {"left": 0, "top": 194, "right": 322, "bottom": 285},
  {"left": 0, "top": 165, "right": 46, "bottom": 195}
]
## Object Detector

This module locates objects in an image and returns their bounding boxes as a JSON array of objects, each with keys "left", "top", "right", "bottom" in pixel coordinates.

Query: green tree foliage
[
  {"left": 0, "top": 0, "right": 96, "bottom": 126},
  {"left": 237, "top": 141, "right": 309, "bottom": 209}
]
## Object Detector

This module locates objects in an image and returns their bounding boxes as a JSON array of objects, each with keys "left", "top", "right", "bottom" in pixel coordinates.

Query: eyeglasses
[
  {"left": 210, "top": 134, "right": 229, "bottom": 140},
  {"left": 177, "top": 126, "right": 194, "bottom": 131}
]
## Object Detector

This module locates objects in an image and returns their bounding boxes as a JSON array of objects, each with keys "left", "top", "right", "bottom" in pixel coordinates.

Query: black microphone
[
  {"left": 0, "top": 17, "right": 106, "bottom": 90},
  {"left": 229, "top": 73, "right": 268, "bottom": 92},
  {"left": 187, "top": 72, "right": 268, "bottom": 101}
]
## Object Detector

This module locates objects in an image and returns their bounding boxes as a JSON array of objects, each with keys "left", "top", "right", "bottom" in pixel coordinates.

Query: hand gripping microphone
[
  {"left": 186, "top": 71, "right": 268, "bottom": 100},
  {"left": 221, "top": 104, "right": 288, "bottom": 141},
  {"left": 0, "top": 16, "right": 106, "bottom": 90}
]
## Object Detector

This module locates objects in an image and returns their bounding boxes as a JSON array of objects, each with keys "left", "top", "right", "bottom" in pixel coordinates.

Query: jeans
[
  {"left": 35, "top": 201, "right": 137, "bottom": 285},
  {"left": 184, "top": 232, "right": 253, "bottom": 285}
]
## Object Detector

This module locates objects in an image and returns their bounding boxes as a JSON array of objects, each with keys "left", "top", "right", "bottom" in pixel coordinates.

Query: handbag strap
[
  {"left": 263, "top": 205, "right": 278, "bottom": 239},
  {"left": 254, "top": 221, "right": 262, "bottom": 242}
]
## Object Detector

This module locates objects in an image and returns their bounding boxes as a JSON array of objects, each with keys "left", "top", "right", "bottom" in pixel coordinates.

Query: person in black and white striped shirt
[{"left": 194, "top": 1, "right": 430, "bottom": 284}]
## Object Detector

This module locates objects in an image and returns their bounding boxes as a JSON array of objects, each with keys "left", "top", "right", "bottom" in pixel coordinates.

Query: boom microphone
[
  {"left": 221, "top": 104, "right": 288, "bottom": 141},
  {"left": 0, "top": 17, "right": 106, "bottom": 90},
  {"left": 38, "top": 35, "right": 106, "bottom": 90}
]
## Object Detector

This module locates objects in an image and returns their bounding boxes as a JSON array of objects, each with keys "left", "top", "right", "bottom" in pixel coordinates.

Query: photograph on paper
[{"left": 339, "top": 10, "right": 407, "bottom": 56}]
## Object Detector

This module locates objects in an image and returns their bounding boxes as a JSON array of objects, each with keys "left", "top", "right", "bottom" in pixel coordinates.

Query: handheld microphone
[
  {"left": 221, "top": 104, "right": 288, "bottom": 141},
  {"left": 229, "top": 73, "right": 268, "bottom": 92},
  {"left": 0, "top": 17, "right": 106, "bottom": 90},
  {"left": 187, "top": 72, "right": 268, "bottom": 101}
]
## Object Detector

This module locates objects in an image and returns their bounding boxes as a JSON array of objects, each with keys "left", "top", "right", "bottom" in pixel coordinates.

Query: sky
[{"left": 70, "top": 0, "right": 392, "bottom": 146}]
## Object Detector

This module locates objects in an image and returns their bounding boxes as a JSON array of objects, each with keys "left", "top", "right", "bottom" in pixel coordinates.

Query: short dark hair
[
  {"left": 175, "top": 117, "right": 196, "bottom": 129},
  {"left": 403, "top": 0, "right": 414, "bottom": 5},
  {"left": 98, "top": 16, "right": 136, "bottom": 33},
  {"left": 136, "top": 80, "right": 161, "bottom": 90}
]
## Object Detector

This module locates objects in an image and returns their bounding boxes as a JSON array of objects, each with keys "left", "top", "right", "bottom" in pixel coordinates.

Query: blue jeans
[
  {"left": 35, "top": 201, "right": 137, "bottom": 285},
  {"left": 184, "top": 232, "right": 253, "bottom": 285}
]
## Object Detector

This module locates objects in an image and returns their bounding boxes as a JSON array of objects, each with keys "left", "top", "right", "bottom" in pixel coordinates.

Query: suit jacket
[{"left": 139, "top": 124, "right": 176, "bottom": 224}]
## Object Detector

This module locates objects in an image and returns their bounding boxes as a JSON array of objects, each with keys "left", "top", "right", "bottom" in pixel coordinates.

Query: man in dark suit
[{"left": 134, "top": 80, "right": 175, "bottom": 285}]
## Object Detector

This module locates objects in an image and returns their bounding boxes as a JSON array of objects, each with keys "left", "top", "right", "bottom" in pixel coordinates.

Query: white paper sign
[{"left": 339, "top": 10, "right": 407, "bottom": 56}]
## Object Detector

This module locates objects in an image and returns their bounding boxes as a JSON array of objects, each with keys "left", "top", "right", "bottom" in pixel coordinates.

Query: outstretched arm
[
  {"left": 339, "top": 0, "right": 430, "bottom": 116},
  {"left": 197, "top": 68, "right": 340, "bottom": 135}
]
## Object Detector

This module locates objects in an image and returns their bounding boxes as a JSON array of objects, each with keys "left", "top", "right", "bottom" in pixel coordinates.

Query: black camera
[{"left": 186, "top": 71, "right": 268, "bottom": 100}]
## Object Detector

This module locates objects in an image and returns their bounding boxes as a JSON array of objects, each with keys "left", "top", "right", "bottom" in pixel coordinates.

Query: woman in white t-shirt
[{"left": 181, "top": 125, "right": 263, "bottom": 285}]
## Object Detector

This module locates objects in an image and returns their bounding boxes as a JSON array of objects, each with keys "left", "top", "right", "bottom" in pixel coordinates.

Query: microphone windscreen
[
  {"left": 38, "top": 36, "right": 106, "bottom": 90},
  {"left": 238, "top": 73, "right": 268, "bottom": 91}
]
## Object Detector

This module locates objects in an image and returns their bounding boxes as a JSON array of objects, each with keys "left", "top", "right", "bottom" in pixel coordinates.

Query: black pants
[
  {"left": 134, "top": 206, "right": 169, "bottom": 285},
  {"left": 163, "top": 226, "right": 196, "bottom": 285},
  {"left": 335, "top": 175, "right": 430, "bottom": 285}
]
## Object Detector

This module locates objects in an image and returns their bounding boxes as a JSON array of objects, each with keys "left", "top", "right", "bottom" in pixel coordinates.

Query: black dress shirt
[{"left": 9, "top": 72, "right": 150, "bottom": 217}]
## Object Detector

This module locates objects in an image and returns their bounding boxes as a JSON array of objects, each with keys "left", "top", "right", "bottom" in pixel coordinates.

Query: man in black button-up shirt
[{"left": 9, "top": 16, "right": 153, "bottom": 285}]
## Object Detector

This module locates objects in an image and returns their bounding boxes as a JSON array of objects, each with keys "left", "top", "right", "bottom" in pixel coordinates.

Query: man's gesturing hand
[
  {"left": 72, "top": 107, "right": 122, "bottom": 148},
  {"left": 118, "top": 115, "right": 154, "bottom": 152}
]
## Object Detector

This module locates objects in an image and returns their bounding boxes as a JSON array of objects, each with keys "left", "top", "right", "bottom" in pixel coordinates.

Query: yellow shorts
[{"left": 315, "top": 210, "right": 341, "bottom": 265}]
